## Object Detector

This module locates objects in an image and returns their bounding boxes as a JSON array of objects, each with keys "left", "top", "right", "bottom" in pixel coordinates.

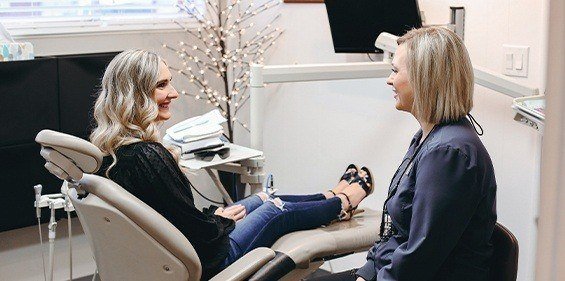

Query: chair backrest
[
  {"left": 489, "top": 222, "right": 519, "bottom": 281},
  {"left": 35, "top": 129, "right": 202, "bottom": 281}
]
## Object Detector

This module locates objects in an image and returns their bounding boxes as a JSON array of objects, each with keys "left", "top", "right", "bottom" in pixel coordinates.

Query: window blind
[{"left": 0, "top": 0, "right": 193, "bottom": 28}]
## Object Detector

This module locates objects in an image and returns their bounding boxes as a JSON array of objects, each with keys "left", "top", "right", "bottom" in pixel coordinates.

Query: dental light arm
[
  {"left": 374, "top": 32, "right": 539, "bottom": 97},
  {"left": 249, "top": 32, "right": 539, "bottom": 150},
  {"left": 474, "top": 66, "right": 539, "bottom": 98}
]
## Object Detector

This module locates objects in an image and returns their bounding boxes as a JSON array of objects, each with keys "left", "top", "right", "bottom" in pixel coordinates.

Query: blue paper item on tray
[{"left": 1, "top": 42, "right": 35, "bottom": 61}]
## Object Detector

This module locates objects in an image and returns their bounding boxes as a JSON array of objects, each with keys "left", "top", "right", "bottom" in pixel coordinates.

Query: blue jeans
[{"left": 222, "top": 193, "right": 342, "bottom": 267}]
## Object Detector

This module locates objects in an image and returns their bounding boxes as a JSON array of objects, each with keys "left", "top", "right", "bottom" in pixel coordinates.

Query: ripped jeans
[{"left": 223, "top": 193, "right": 342, "bottom": 267}]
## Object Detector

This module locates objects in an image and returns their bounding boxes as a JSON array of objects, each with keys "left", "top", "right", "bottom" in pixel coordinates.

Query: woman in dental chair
[
  {"left": 312, "top": 27, "right": 497, "bottom": 281},
  {"left": 89, "top": 49, "right": 373, "bottom": 280}
]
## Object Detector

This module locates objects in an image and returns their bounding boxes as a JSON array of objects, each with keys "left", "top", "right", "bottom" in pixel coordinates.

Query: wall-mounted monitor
[{"left": 325, "top": 0, "right": 423, "bottom": 53}]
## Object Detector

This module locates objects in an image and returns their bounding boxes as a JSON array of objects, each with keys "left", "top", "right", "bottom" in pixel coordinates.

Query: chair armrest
[{"left": 210, "top": 247, "right": 276, "bottom": 281}]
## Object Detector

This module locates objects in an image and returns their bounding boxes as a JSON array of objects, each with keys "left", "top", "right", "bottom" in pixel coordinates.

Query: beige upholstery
[
  {"left": 70, "top": 174, "right": 202, "bottom": 281},
  {"left": 35, "top": 129, "right": 381, "bottom": 280},
  {"left": 35, "top": 129, "right": 275, "bottom": 281},
  {"left": 40, "top": 148, "right": 85, "bottom": 181},
  {"left": 270, "top": 209, "right": 381, "bottom": 281},
  {"left": 274, "top": 209, "right": 380, "bottom": 265},
  {"left": 36, "top": 129, "right": 104, "bottom": 174},
  {"left": 69, "top": 175, "right": 275, "bottom": 281}
]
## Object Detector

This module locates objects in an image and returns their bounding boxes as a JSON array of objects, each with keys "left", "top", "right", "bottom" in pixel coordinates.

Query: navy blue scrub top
[{"left": 356, "top": 117, "right": 497, "bottom": 281}]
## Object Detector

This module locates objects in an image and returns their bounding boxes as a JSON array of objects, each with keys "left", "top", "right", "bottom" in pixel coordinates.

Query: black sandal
[
  {"left": 329, "top": 164, "right": 359, "bottom": 197},
  {"left": 339, "top": 164, "right": 359, "bottom": 184},
  {"left": 350, "top": 166, "right": 374, "bottom": 196},
  {"left": 336, "top": 192, "right": 365, "bottom": 221},
  {"left": 337, "top": 192, "right": 353, "bottom": 221},
  {"left": 339, "top": 167, "right": 373, "bottom": 220}
]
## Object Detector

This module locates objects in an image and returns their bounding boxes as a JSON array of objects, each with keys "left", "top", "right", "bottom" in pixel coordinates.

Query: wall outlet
[{"left": 503, "top": 45, "right": 529, "bottom": 77}]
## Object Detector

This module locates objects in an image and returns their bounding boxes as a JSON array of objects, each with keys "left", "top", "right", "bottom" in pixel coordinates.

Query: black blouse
[
  {"left": 357, "top": 118, "right": 497, "bottom": 281},
  {"left": 96, "top": 141, "right": 234, "bottom": 279}
]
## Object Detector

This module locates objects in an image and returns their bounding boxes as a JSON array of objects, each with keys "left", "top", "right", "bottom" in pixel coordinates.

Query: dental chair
[{"left": 35, "top": 129, "right": 381, "bottom": 281}]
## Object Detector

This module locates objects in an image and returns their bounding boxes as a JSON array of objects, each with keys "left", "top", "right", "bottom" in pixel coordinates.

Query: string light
[{"left": 165, "top": 0, "right": 282, "bottom": 139}]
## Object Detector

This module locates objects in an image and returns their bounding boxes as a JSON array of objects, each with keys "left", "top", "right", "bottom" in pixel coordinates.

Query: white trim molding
[{"left": 535, "top": 0, "right": 565, "bottom": 280}]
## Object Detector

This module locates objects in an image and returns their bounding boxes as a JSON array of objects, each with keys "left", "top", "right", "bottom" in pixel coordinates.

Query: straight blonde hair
[
  {"left": 90, "top": 49, "right": 163, "bottom": 176},
  {"left": 398, "top": 26, "right": 474, "bottom": 124}
]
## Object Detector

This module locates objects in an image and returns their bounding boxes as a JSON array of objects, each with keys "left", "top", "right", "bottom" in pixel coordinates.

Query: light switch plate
[{"left": 503, "top": 45, "right": 529, "bottom": 77}]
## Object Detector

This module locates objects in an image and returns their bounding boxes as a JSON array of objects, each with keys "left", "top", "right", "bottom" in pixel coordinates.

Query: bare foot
[
  {"left": 324, "top": 180, "right": 351, "bottom": 199},
  {"left": 336, "top": 193, "right": 351, "bottom": 210},
  {"left": 325, "top": 176, "right": 356, "bottom": 199}
]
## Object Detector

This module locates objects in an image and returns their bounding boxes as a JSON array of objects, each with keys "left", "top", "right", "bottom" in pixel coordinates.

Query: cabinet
[{"left": 0, "top": 52, "right": 118, "bottom": 232}]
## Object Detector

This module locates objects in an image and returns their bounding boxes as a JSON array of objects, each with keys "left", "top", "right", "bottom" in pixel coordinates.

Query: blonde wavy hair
[
  {"left": 398, "top": 26, "right": 474, "bottom": 124},
  {"left": 90, "top": 49, "right": 164, "bottom": 176}
]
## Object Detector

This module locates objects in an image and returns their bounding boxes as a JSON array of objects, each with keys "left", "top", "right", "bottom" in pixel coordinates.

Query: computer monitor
[{"left": 325, "top": 0, "right": 422, "bottom": 53}]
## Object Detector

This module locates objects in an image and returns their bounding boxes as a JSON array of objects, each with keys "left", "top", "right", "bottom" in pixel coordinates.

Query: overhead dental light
[{"left": 374, "top": 32, "right": 398, "bottom": 63}]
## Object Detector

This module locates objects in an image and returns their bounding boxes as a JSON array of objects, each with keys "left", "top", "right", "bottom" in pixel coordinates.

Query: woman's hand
[
  {"left": 356, "top": 277, "right": 366, "bottom": 281},
  {"left": 214, "top": 204, "right": 246, "bottom": 222}
]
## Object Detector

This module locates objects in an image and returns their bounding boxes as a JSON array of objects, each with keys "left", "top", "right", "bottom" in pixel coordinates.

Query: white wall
[{"left": 0, "top": 0, "right": 547, "bottom": 280}]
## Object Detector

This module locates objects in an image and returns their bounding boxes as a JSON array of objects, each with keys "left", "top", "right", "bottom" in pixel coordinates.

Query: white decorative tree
[{"left": 164, "top": 0, "right": 283, "bottom": 143}]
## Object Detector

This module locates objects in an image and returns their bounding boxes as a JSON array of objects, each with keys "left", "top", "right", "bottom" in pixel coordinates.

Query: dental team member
[
  {"left": 89, "top": 49, "right": 374, "bottom": 280},
  {"left": 314, "top": 26, "right": 497, "bottom": 281}
]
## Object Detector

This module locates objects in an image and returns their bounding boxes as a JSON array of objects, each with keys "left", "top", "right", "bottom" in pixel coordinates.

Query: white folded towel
[
  {"left": 166, "top": 109, "right": 227, "bottom": 142},
  {"left": 184, "top": 125, "right": 224, "bottom": 142}
]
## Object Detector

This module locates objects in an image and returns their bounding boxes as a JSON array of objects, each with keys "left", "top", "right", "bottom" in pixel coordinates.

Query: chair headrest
[{"left": 35, "top": 129, "right": 105, "bottom": 181}]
